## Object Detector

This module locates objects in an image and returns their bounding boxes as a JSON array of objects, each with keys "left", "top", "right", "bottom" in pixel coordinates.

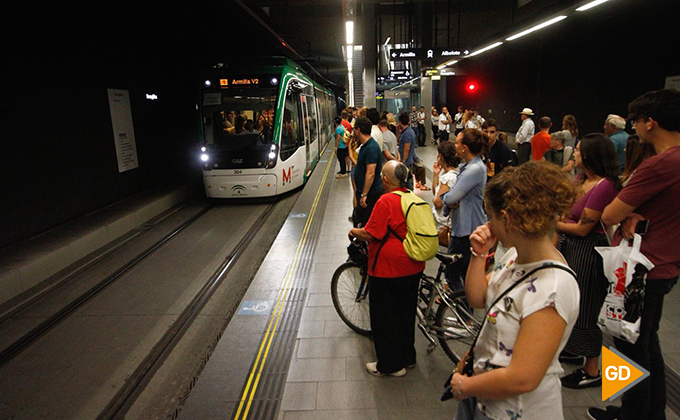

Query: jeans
[
  {"left": 336, "top": 147, "right": 348, "bottom": 174},
  {"left": 517, "top": 142, "right": 532, "bottom": 164},
  {"left": 454, "top": 397, "right": 493, "bottom": 420},
  {"left": 616, "top": 276, "right": 678, "bottom": 420},
  {"left": 417, "top": 124, "right": 426, "bottom": 146},
  {"left": 352, "top": 191, "right": 380, "bottom": 228},
  {"left": 446, "top": 235, "right": 471, "bottom": 291}
]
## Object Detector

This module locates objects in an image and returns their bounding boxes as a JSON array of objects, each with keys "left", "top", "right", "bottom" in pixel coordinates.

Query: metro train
[{"left": 198, "top": 58, "right": 337, "bottom": 198}]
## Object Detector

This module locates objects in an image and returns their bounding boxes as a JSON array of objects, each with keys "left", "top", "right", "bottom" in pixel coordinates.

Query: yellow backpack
[{"left": 390, "top": 190, "right": 439, "bottom": 261}]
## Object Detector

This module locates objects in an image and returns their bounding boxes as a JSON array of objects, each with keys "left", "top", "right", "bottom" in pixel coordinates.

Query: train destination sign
[
  {"left": 389, "top": 48, "right": 470, "bottom": 61},
  {"left": 220, "top": 78, "right": 262, "bottom": 88}
]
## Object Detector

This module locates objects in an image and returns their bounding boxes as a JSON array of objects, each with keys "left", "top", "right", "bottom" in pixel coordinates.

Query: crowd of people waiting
[{"left": 333, "top": 88, "right": 680, "bottom": 420}]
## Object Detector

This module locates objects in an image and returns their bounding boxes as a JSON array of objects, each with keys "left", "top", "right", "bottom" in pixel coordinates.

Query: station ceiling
[
  {"left": 3, "top": 0, "right": 661, "bottom": 92},
  {"left": 239, "top": 0, "right": 586, "bottom": 88}
]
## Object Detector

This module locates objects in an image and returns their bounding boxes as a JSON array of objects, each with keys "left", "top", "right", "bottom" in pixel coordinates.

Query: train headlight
[
  {"left": 201, "top": 146, "right": 206, "bottom": 152},
  {"left": 270, "top": 77, "right": 278, "bottom": 85},
  {"left": 266, "top": 144, "right": 278, "bottom": 169},
  {"left": 201, "top": 153, "right": 209, "bottom": 162}
]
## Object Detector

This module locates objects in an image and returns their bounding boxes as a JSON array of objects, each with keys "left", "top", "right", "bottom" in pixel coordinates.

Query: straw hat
[{"left": 520, "top": 108, "right": 534, "bottom": 116}]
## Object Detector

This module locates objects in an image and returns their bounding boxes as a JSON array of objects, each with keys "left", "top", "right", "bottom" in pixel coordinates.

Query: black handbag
[{"left": 440, "top": 263, "right": 576, "bottom": 401}]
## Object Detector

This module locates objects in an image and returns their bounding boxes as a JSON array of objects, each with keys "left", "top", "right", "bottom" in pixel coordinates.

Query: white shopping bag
[{"left": 595, "top": 234, "right": 654, "bottom": 344}]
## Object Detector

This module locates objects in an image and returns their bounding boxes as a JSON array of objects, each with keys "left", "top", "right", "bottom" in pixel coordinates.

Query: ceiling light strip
[
  {"left": 506, "top": 15, "right": 567, "bottom": 41},
  {"left": 468, "top": 42, "right": 503, "bottom": 57},
  {"left": 576, "top": 0, "right": 611, "bottom": 11}
]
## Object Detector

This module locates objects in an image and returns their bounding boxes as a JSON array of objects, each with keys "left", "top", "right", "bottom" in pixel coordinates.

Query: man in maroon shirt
[{"left": 590, "top": 89, "right": 680, "bottom": 420}]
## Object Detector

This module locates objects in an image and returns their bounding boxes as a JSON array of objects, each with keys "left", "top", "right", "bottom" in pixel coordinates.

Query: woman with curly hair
[
  {"left": 450, "top": 161, "right": 580, "bottom": 420},
  {"left": 556, "top": 133, "right": 621, "bottom": 389}
]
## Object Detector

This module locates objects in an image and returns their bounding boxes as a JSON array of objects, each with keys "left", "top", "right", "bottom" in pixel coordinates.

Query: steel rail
[
  {"left": 98, "top": 201, "right": 278, "bottom": 420},
  {"left": 0, "top": 204, "right": 214, "bottom": 367}
]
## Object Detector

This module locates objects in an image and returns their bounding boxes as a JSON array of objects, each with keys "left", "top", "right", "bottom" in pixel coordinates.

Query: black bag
[{"left": 440, "top": 263, "right": 576, "bottom": 401}]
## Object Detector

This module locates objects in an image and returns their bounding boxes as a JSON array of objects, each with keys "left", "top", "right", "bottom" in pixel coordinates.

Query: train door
[
  {"left": 307, "top": 95, "right": 319, "bottom": 165},
  {"left": 300, "top": 95, "right": 311, "bottom": 174},
  {"left": 300, "top": 94, "right": 319, "bottom": 174}
]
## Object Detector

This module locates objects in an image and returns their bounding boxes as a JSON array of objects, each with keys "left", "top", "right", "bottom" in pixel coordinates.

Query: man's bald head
[{"left": 382, "top": 160, "right": 409, "bottom": 188}]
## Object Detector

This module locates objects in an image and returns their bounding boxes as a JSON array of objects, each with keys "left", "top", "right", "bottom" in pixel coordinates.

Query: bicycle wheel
[
  {"left": 330, "top": 261, "right": 371, "bottom": 336},
  {"left": 435, "top": 290, "right": 480, "bottom": 363}
]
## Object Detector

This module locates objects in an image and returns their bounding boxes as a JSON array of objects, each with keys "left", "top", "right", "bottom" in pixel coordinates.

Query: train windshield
[{"left": 202, "top": 88, "right": 278, "bottom": 151}]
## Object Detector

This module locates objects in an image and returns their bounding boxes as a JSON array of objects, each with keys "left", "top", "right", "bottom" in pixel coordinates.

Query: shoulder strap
[
  {"left": 469, "top": 263, "right": 576, "bottom": 351},
  {"left": 370, "top": 191, "right": 407, "bottom": 271}
]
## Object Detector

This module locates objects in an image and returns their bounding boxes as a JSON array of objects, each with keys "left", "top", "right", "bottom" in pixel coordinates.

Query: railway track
[{"left": 0, "top": 197, "right": 293, "bottom": 419}]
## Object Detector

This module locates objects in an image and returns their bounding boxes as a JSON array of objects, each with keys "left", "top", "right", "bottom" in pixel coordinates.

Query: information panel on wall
[{"left": 107, "top": 89, "right": 139, "bottom": 173}]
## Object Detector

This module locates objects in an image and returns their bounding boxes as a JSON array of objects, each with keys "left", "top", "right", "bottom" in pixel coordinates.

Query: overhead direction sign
[
  {"left": 602, "top": 346, "right": 650, "bottom": 401},
  {"left": 389, "top": 48, "right": 470, "bottom": 61}
]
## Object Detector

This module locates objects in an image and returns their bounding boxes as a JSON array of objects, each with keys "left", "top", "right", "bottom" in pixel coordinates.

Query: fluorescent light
[
  {"left": 384, "top": 37, "right": 391, "bottom": 45},
  {"left": 506, "top": 16, "right": 567, "bottom": 41},
  {"left": 346, "top": 21, "right": 354, "bottom": 45},
  {"left": 436, "top": 60, "right": 458, "bottom": 70},
  {"left": 346, "top": 45, "right": 353, "bottom": 60},
  {"left": 468, "top": 42, "right": 503, "bottom": 57},
  {"left": 347, "top": 58, "right": 353, "bottom": 71},
  {"left": 576, "top": 0, "right": 610, "bottom": 11}
]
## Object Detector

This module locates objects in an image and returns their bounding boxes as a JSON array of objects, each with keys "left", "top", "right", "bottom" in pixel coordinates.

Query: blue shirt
[
  {"left": 442, "top": 156, "right": 487, "bottom": 237},
  {"left": 353, "top": 138, "right": 383, "bottom": 195},
  {"left": 398, "top": 126, "right": 417, "bottom": 167},
  {"left": 609, "top": 130, "right": 628, "bottom": 170},
  {"left": 335, "top": 125, "right": 347, "bottom": 149}
]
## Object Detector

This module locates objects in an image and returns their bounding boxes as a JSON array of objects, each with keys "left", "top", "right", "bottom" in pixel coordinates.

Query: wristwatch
[{"left": 361, "top": 193, "right": 367, "bottom": 198}]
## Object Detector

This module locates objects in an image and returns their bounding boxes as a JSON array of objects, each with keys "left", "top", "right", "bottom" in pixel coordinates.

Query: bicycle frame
[{"left": 416, "top": 256, "right": 477, "bottom": 352}]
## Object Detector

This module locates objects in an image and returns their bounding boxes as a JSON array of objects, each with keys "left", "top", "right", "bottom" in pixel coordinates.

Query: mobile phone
[{"left": 635, "top": 219, "right": 649, "bottom": 234}]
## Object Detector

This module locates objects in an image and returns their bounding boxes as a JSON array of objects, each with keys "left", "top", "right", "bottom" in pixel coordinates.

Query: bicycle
[{"left": 330, "top": 240, "right": 481, "bottom": 364}]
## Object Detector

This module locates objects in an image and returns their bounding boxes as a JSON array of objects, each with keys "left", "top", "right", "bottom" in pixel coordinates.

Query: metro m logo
[{"left": 282, "top": 167, "right": 292, "bottom": 184}]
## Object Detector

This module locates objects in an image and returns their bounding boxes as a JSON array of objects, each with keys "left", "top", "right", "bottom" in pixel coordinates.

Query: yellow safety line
[{"left": 233, "top": 149, "right": 335, "bottom": 420}]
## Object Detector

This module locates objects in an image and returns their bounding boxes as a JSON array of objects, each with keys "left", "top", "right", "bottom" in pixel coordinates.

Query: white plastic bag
[{"left": 595, "top": 234, "right": 654, "bottom": 344}]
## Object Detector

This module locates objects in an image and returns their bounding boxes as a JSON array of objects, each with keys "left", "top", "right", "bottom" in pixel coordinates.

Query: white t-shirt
[
  {"left": 474, "top": 248, "right": 579, "bottom": 420},
  {"left": 454, "top": 112, "right": 464, "bottom": 129},
  {"left": 439, "top": 113, "right": 451, "bottom": 132},
  {"left": 371, "top": 125, "right": 384, "bottom": 150},
  {"left": 465, "top": 120, "right": 479, "bottom": 130},
  {"left": 433, "top": 169, "right": 457, "bottom": 229}
]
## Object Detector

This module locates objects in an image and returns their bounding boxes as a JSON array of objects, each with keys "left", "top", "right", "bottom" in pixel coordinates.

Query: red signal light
[{"left": 468, "top": 83, "right": 476, "bottom": 91}]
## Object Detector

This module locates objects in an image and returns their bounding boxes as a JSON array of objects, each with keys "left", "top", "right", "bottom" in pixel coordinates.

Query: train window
[
  {"left": 307, "top": 95, "right": 318, "bottom": 143},
  {"left": 202, "top": 88, "right": 277, "bottom": 154},
  {"left": 281, "top": 88, "right": 302, "bottom": 161}
]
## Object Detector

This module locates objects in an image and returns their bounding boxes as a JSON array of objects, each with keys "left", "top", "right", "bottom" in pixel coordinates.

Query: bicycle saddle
[{"left": 435, "top": 252, "right": 463, "bottom": 265}]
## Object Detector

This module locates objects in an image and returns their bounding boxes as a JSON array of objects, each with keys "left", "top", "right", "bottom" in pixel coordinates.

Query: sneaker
[
  {"left": 559, "top": 351, "right": 586, "bottom": 365},
  {"left": 561, "top": 368, "right": 601, "bottom": 389},
  {"left": 365, "top": 362, "right": 406, "bottom": 377},
  {"left": 587, "top": 406, "right": 620, "bottom": 420}
]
